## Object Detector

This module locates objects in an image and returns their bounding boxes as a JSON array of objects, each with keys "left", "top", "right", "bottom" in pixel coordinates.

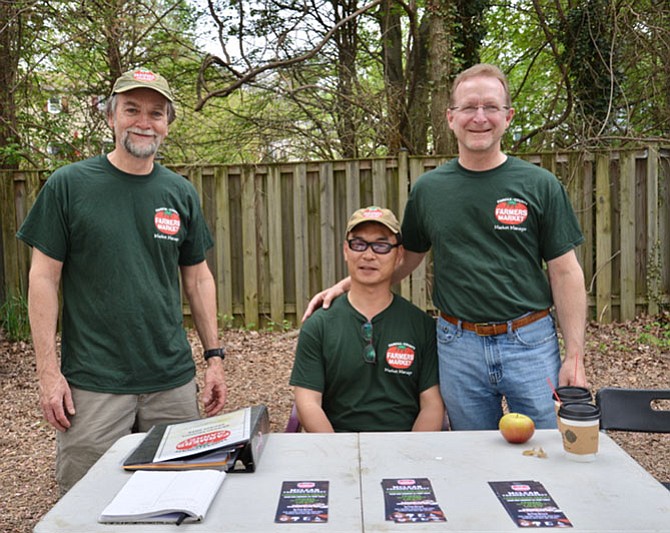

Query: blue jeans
[{"left": 437, "top": 313, "right": 560, "bottom": 430}]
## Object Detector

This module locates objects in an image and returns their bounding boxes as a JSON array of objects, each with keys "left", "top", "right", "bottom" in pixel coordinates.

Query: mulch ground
[{"left": 1, "top": 313, "right": 668, "bottom": 533}]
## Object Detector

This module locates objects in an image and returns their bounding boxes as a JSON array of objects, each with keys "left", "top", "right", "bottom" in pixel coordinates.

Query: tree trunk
[
  {"left": 334, "top": 0, "right": 360, "bottom": 158},
  {"left": 379, "top": 0, "right": 405, "bottom": 153},
  {"left": 405, "top": 14, "right": 430, "bottom": 154},
  {"left": 0, "top": 1, "right": 22, "bottom": 169},
  {"left": 427, "top": 0, "right": 456, "bottom": 155}
]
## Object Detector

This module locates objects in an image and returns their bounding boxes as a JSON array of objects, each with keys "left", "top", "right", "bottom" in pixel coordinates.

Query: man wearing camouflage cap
[
  {"left": 18, "top": 68, "right": 227, "bottom": 492},
  {"left": 290, "top": 206, "right": 444, "bottom": 432}
]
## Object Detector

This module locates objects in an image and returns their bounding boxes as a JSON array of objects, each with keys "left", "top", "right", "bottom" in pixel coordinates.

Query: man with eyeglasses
[
  {"left": 290, "top": 206, "right": 444, "bottom": 432},
  {"left": 303, "top": 64, "right": 588, "bottom": 431}
]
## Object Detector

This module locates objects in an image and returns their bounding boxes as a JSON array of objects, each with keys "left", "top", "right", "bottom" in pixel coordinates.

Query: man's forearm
[
  {"left": 182, "top": 263, "right": 220, "bottom": 350},
  {"left": 547, "top": 252, "right": 588, "bottom": 386}
]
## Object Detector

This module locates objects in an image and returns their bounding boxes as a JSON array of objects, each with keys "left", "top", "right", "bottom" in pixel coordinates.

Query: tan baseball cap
[
  {"left": 346, "top": 206, "right": 401, "bottom": 235},
  {"left": 111, "top": 69, "right": 174, "bottom": 101}
]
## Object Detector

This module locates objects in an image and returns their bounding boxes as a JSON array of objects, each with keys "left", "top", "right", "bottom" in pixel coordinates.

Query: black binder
[{"left": 122, "top": 405, "right": 269, "bottom": 473}]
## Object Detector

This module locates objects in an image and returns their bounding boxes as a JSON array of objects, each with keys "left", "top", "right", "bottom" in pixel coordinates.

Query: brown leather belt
[{"left": 439, "top": 309, "right": 550, "bottom": 336}]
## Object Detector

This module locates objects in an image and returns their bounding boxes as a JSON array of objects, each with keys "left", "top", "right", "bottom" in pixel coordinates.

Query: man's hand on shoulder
[{"left": 301, "top": 277, "right": 351, "bottom": 322}]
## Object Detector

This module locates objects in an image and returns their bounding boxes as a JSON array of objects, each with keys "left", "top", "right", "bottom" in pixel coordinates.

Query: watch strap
[{"left": 203, "top": 347, "right": 226, "bottom": 361}]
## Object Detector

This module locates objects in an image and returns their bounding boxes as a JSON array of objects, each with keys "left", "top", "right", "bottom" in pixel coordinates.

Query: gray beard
[{"left": 121, "top": 132, "right": 160, "bottom": 159}]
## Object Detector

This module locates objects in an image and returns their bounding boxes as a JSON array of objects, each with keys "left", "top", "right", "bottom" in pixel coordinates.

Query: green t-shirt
[
  {"left": 290, "top": 293, "right": 439, "bottom": 432},
  {"left": 17, "top": 155, "right": 214, "bottom": 393},
  {"left": 402, "top": 156, "right": 584, "bottom": 323}
]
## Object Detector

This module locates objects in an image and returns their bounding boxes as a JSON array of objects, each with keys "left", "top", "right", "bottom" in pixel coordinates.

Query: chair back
[
  {"left": 595, "top": 387, "right": 670, "bottom": 433},
  {"left": 284, "top": 404, "right": 302, "bottom": 432}
]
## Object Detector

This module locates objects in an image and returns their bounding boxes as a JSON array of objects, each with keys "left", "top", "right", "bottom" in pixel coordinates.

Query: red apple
[{"left": 499, "top": 413, "right": 535, "bottom": 444}]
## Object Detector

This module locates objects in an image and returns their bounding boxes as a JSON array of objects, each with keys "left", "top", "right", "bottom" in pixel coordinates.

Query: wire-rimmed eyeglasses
[
  {"left": 361, "top": 321, "right": 376, "bottom": 364},
  {"left": 348, "top": 238, "right": 399, "bottom": 255},
  {"left": 449, "top": 105, "right": 510, "bottom": 116}
]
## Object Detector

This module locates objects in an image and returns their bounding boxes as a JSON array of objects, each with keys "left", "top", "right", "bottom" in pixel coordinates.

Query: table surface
[{"left": 34, "top": 429, "right": 670, "bottom": 532}]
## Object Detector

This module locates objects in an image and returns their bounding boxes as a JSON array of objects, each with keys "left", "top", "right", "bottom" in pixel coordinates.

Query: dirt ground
[{"left": 1, "top": 313, "right": 668, "bottom": 533}]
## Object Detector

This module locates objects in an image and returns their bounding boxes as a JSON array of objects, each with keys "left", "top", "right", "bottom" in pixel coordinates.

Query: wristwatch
[{"left": 203, "top": 347, "right": 226, "bottom": 361}]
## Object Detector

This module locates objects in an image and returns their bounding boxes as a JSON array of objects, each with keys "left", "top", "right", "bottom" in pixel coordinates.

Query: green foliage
[
  {"left": 219, "top": 314, "right": 236, "bottom": 330},
  {"left": 264, "top": 319, "right": 293, "bottom": 333},
  {"left": 4, "top": 0, "right": 670, "bottom": 163},
  {"left": 559, "top": 0, "right": 621, "bottom": 130},
  {"left": 638, "top": 315, "right": 670, "bottom": 349},
  {"left": 454, "top": 0, "right": 492, "bottom": 68},
  {"left": 0, "top": 293, "right": 31, "bottom": 342}
]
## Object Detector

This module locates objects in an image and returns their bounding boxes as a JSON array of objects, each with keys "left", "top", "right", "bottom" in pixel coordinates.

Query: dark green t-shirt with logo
[
  {"left": 401, "top": 156, "right": 584, "bottom": 323},
  {"left": 290, "top": 293, "right": 439, "bottom": 432},
  {"left": 17, "top": 155, "right": 214, "bottom": 394}
]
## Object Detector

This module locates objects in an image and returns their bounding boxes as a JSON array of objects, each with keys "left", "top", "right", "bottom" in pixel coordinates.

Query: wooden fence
[{"left": 1, "top": 147, "right": 669, "bottom": 327}]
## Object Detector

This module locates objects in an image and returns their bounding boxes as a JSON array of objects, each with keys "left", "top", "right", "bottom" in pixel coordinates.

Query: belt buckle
[{"left": 474, "top": 322, "right": 491, "bottom": 336}]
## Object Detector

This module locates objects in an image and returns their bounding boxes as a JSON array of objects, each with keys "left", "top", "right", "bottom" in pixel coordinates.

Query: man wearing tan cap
[
  {"left": 290, "top": 206, "right": 444, "bottom": 432},
  {"left": 18, "top": 68, "right": 227, "bottom": 492}
]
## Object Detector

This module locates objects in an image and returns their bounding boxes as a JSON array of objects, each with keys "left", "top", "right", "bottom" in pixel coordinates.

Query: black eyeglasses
[
  {"left": 361, "top": 321, "right": 376, "bottom": 364},
  {"left": 348, "top": 238, "right": 399, "bottom": 255}
]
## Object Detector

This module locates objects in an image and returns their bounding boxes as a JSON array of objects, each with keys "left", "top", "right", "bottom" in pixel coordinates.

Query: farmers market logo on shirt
[
  {"left": 494, "top": 197, "right": 528, "bottom": 233},
  {"left": 384, "top": 342, "right": 415, "bottom": 376},
  {"left": 154, "top": 207, "right": 181, "bottom": 241}
]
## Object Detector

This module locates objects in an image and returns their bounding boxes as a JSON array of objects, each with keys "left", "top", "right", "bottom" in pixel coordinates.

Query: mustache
[{"left": 126, "top": 127, "right": 157, "bottom": 136}]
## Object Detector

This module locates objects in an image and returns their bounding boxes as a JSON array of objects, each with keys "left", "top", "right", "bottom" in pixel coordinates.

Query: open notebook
[{"left": 99, "top": 469, "right": 226, "bottom": 524}]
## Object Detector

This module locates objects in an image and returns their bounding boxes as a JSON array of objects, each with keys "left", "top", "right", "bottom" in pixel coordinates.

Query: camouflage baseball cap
[
  {"left": 346, "top": 206, "right": 401, "bottom": 235},
  {"left": 111, "top": 69, "right": 174, "bottom": 101}
]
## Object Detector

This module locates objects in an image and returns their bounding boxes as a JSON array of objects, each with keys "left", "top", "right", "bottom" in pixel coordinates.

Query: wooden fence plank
[
  {"left": 659, "top": 150, "right": 670, "bottom": 302},
  {"left": 408, "top": 157, "right": 427, "bottom": 310},
  {"left": 397, "top": 150, "right": 411, "bottom": 301},
  {"left": 267, "top": 166, "right": 285, "bottom": 325},
  {"left": 580, "top": 158, "right": 595, "bottom": 303},
  {"left": 293, "top": 164, "right": 309, "bottom": 322},
  {"left": 214, "top": 166, "right": 233, "bottom": 324},
  {"left": 319, "top": 162, "right": 336, "bottom": 290},
  {"left": 567, "top": 153, "right": 588, "bottom": 273},
  {"left": 345, "top": 160, "right": 361, "bottom": 216},
  {"left": 646, "top": 146, "right": 660, "bottom": 315},
  {"left": 372, "top": 158, "right": 387, "bottom": 207},
  {"left": 241, "top": 166, "right": 259, "bottom": 327},
  {"left": 595, "top": 154, "right": 613, "bottom": 322},
  {"left": 0, "top": 173, "right": 20, "bottom": 297},
  {"left": 619, "top": 152, "right": 636, "bottom": 320}
]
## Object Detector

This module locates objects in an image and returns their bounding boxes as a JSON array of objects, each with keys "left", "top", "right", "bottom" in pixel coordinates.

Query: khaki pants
[{"left": 56, "top": 379, "right": 200, "bottom": 494}]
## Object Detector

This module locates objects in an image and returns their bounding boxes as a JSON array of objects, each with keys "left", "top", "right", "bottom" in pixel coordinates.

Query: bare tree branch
[{"left": 195, "top": 0, "right": 383, "bottom": 111}]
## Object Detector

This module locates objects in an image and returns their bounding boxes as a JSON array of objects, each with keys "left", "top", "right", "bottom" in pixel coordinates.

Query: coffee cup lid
[
  {"left": 555, "top": 386, "right": 592, "bottom": 401},
  {"left": 558, "top": 402, "right": 600, "bottom": 421}
]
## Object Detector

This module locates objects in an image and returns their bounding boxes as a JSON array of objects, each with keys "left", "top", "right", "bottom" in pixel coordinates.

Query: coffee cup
[
  {"left": 558, "top": 402, "right": 601, "bottom": 462},
  {"left": 553, "top": 386, "right": 592, "bottom": 414}
]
